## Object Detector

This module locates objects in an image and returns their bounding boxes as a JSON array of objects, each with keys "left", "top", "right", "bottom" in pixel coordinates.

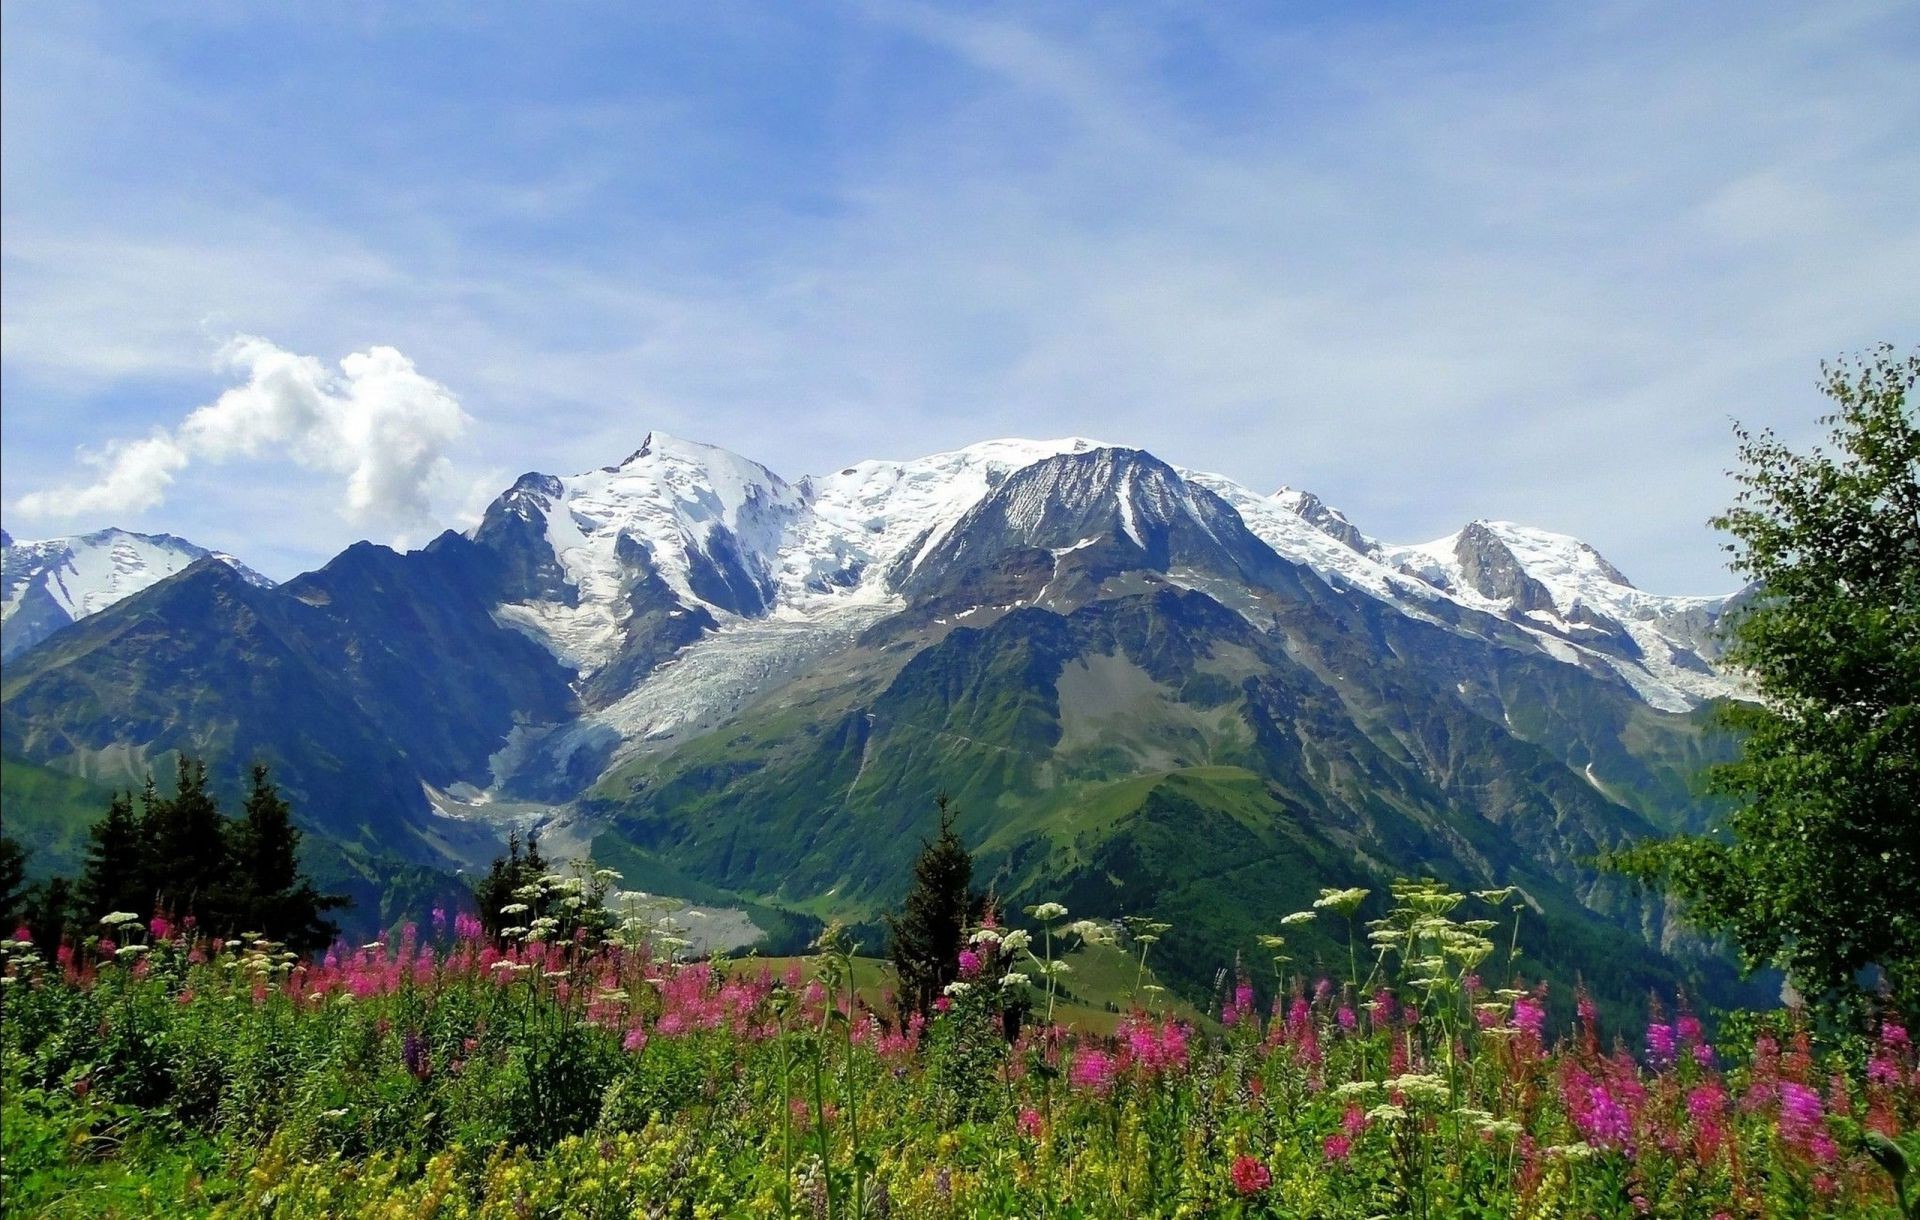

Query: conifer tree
[
  {"left": 24, "top": 875, "right": 76, "bottom": 949},
  {"left": 473, "top": 830, "right": 550, "bottom": 938},
  {"left": 230, "top": 764, "right": 345, "bottom": 952},
  {"left": 150, "top": 756, "right": 226, "bottom": 916},
  {"left": 0, "top": 833, "right": 27, "bottom": 931},
  {"left": 79, "top": 791, "right": 148, "bottom": 919},
  {"left": 886, "top": 794, "right": 978, "bottom": 1021}
]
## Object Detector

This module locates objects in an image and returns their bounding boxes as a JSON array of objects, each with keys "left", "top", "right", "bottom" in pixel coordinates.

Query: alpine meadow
[{"left": 3, "top": 5, "right": 1917, "bottom": 1217}]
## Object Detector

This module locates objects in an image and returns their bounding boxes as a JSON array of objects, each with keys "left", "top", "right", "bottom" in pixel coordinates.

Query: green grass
[{"left": 0, "top": 753, "right": 116, "bottom": 878}]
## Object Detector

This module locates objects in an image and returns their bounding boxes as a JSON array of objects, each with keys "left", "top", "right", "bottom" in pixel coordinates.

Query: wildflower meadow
[{"left": 3, "top": 876, "right": 1916, "bottom": 1217}]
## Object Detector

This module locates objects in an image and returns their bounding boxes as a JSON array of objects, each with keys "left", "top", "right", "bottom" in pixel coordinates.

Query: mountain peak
[{"left": 2, "top": 527, "right": 273, "bottom": 659}]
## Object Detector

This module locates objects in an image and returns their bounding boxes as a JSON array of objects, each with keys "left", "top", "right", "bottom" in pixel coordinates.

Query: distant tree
[
  {"left": 0, "top": 833, "right": 27, "bottom": 931},
  {"left": 229, "top": 764, "right": 346, "bottom": 952},
  {"left": 1616, "top": 345, "right": 1919, "bottom": 1015},
  {"left": 78, "top": 791, "right": 148, "bottom": 919},
  {"left": 887, "top": 794, "right": 978, "bottom": 1021},
  {"left": 473, "top": 830, "right": 549, "bottom": 938},
  {"left": 23, "top": 875, "right": 77, "bottom": 949},
  {"left": 148, "top": 756, "right": 226, "bottom": 917},
  {"left": 69, "top": 759, "right": 345, "bottom": 950}
]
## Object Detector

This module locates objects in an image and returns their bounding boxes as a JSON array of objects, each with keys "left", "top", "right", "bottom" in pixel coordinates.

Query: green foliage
[
  {"left": 885, "top": 794, "right": 978, "bottom": 1020},
  {"left": 0, "top": 832, "right": 25, "bottom": 930},
  {"left": 78, "top": 789, "right": 146, "bottom": 921},
  {"left": 3, "top": 883, "right": 1916, "bottom": 1218},
  {"left": 0, "top": 753, "right": 114, "bottom": 879},
  {"left": 67, "top": 758, "right": 349, "bottom": 951},
  {"left": 471, "top": 830, "right": 546, "bottom": 939},
  {"left": 1618, "top": 345, "right": 1919, "bottom": 1013}
]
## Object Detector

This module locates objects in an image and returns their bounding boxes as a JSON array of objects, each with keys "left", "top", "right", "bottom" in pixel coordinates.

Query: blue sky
[{"left": 3, "top": 1, "right": 1914, "bottom": 589}]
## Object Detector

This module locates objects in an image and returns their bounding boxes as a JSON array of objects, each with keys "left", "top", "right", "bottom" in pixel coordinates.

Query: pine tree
[
  {"left": 79, "top": 790, "right": 148, "bottom": 919},
  {"left": 886, "top": 794, "right": 978, "bottom": 1021},
  {"left": 473, "top": 830, "right": 550, "bottom": 938},
  {"left": 230, "top": 764, "right": 345, "bottom": 952},
  {"left": 24, "top": 875, "right": 77, "bottom": 949},
  {"left": 0, "top": 833, "right": 27, "bottom": 931},
  {"left": 149, "top": 756, "right": 228, "bottom": 917}
]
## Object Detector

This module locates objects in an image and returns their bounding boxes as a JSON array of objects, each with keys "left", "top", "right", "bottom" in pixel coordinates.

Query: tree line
[{"left": 0, "top": 757, "right": 346, "bottom": 954}]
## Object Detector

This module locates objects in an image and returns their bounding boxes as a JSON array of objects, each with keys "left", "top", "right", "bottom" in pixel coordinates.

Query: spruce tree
[
  {"left": 79, "top": 791, "right": 148, "bottom": 919},
  {"left": 230, "top": 764, "right": 345, "bottom": 952},
  {"left": 150, "top": 756, "right": 227, "bottom": 917},
  {"left": 0, "top": 833, "right": 27, "bottom": 931},
  {"left": 473, "top": 830, "right": 550, "bottom": 938},
  {"left": 886, "top": 794, "right": 977, "bottom": 1021},
  {"left": 24, "top": 876, "right": 76, "bottom": 949}
]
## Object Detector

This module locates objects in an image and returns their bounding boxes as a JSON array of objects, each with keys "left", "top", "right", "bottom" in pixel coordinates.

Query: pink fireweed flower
[
  {"left": 1337, "top": 1005, "right": 1357, "bottom": 1033},
  {"left": 1687, "top": 1083, "right": 1727, "bottom": 1158},
  {"left": 1646, "top": 1023, "right": 1676, "bottom": 1067},
  {"left": 1322, "top": 1133, "right": 1352, "bottom": 1162},
  {"left": 1372, "top": 989, "right": 1398, "bottom": 1026},
  {"left": 1070, "top": 1048, "right": 1119, "bottom": 1095},
  {"left": 957, "top": 949, "right": 982, "bottom": 980},
  {"left": 1230, "top": 1155, "right": 1272, "bottom": 1195},
  {"left": 1017, "top": 1108, "right": 1043, "bottom": 1138},
  {"left": 623, "top": 1026, "right": 648, "bottom": 1053},
  {"left": 1778, "top": 1082, "right": 1836, "bottom": 1163},
  {"left": 1676, "top": 1013, "right": 1703, "bottom": 1045},
  {"left": 148, "top": 915, "right": 173, "bottom": 941},
  {"left": 1581, "top": 1085, "right": 1633, "bottom": 1151},
  {"left": 1868, "top": 1049, "right": 1903, "bottom": 1087},
  {"left": 1826, "top": 1072, "right": 1851, "bottom": 1118},
  {"left": 1341, "top": 1103, "right": 1369, "bottom": 1138},
  {"left": 1745, "top": 1034, "right": 1780, "bottom": 1109},
  {"left": 1511, "top": 997, "right": 1546, "bottom": 1040}
]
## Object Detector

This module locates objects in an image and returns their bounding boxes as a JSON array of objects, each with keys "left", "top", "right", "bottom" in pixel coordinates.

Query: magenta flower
[
  {"left": 1341, "top": 1102, "right": 1369, "bottom": 1138},
  {"left": 1230, "top": 1155, "right": 1272, "bottom": 1195},
  {"left": 1778, "top": 1082, "right": 1836, "bottom": 1163},
  {"left": 1017, "top": 1108, "right": 1043, "bottom": 1138},
  {"left": 1322, "top": 1133, "right": 1352, "bottom": 1162},
  {"left": 957, "top": 949, "right": 981, "bottom": 980},
  {"left": 1511, "top": 997, "right": 1546, "bottom": 1039},
  {"left": 1070, "top": 1048, "right": 1118, "bottom": 1095},
  {"left": 1646, "top": 1022, "right": 1676, "bottom": 1067}
]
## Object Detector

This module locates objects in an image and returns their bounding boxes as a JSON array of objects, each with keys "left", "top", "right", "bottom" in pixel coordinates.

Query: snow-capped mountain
[
  {"left": 463, "top": 434, "right": 1747, "bottom": 725},
  {"left": 1, "top": 527, "right": 272, "bottom": 659},
  {"left": 1381, "top": 521, "right": 1743, "bottom": 711},
  {"left": 3, "top": 432, "right": 1761, "bottom": 1013}
]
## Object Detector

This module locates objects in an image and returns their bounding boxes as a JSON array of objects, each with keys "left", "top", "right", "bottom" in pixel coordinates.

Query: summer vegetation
[
  {"left": 1, "top": 347, "right": 1914, "bottom": 1216},
  {"left": 3, "top": 877, "right": 1917, "bottom": 1217}
]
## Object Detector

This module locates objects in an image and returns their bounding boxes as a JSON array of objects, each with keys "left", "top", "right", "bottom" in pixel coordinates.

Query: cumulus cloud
[{"left": 16, "top": 336, "right": 470, "bottom": 529}]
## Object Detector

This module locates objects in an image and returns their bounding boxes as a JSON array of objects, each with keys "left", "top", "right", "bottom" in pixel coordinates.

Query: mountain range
[{"left": 1, "top": 435, "right": 1758, "bottom": 1011}]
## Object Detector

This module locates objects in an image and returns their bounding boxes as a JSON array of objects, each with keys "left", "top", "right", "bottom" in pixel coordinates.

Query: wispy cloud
[{"left": 1, "top": 2, "right": 1913, "bottom": 587}]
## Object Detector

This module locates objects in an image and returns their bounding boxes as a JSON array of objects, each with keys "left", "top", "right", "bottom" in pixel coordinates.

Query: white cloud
[
  {"left": 16, "top": 336, "right": 470, "bottom": 531},
  {"left": 16, "top": 432, "right": 190, "bottom": 518}
]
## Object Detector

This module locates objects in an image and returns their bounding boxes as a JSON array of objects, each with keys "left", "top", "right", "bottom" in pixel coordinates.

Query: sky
[{"left": 3, "top": 1, "right": 1915, "bottom": 591}]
